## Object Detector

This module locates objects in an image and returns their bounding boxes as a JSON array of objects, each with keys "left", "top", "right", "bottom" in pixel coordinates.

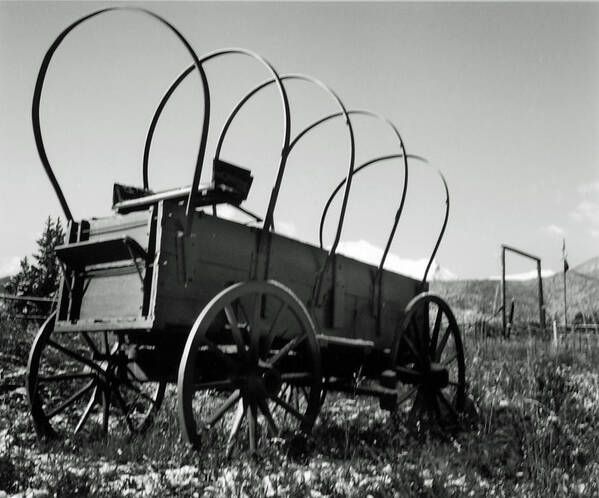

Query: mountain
[
  {"left": 570, "top": 255, "right": 599, "bottom": 278},
  {"left": 430, "top": 256, "right": 599, "bottom": 324}
]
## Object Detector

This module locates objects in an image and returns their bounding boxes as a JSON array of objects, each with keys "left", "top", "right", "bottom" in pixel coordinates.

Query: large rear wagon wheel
[
  {"left": 27, "top": 313, "right": 166, "bottom": 441},
  {"left": 391, "top": 293, "right": 466, "bottom": 433},
  {"left": 177, "top": 280, "right": 322, "bottom": 457}
]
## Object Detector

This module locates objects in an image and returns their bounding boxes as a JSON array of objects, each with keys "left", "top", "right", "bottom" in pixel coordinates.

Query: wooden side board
[
  {"left": 55, "top": 198, "right": 424, "bottom": 351},
  {"left": 152, "top": 200, "right": 424, "bottom": 349},
  {"left": 55, "top": 208, "right": 156, "bottom": 330}
]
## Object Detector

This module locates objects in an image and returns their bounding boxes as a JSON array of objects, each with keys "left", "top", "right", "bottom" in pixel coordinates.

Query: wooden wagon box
[{"left": 54, "top": 194, "right": 424, "bottom": 375}]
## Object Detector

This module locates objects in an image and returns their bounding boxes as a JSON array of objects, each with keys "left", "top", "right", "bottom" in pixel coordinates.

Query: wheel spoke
[
  {"left": 207, "top": 390, "right": 241, "bottom": 426},
  {"left": 272, "top": 394, "right": 306, "bottom": 425},
  {"left": 237, "top": 300, "right": 251, "bottom": 327},
  {"left": 397, "top": 386, "right": 418, "bottom": 407},
  {"left": 430, "top": 393, "right": 443, "bottom": 426},
  {"left": 251, "top": 293, "right": 263, "bottom": 332},
  {"left": 249, "top": 293, "right": 264, "bottom": 365},
  {"left": 112, "top": 389, "right": 135, "bottom": 433},
  {"left": 47, "top": 380, "right": 96, "bottom": 419},
  {"left": 402, "top": 335, "right": 422, "bottom": 367},
  {"left": 102, "top": 331, "right": 111, "bottom": 359},
  {"left": 430, "top": 308, "right": 443, "bottom": 355},
  {"left": 47, "top": 340, "right": 104, "bottom": 376},
  {"left": 272, "top": 383, "right": 291, "bottom": 420},
  {"left": 281, "top": 383, "right": 292, "bottom": 399},
  {"left": 267, "top": 333, "right": 308, "bottom": 367},
  {"left": 124, "top": 389, "right": 144, "bottom": 416},
  {"left": 38, "top": 372, "right": 95, "bottom": 383},
  {"left": 102, "top": 387, "right": 110, "bottom": 434},
  {"left": 292, "top": 387, "right": 300, "bottom": 413},
  {"left": 435, "top": 327, "right": 452, "bottom": 361},
  {"left": 320, "top": 388, "right": 327, "bottom": 406},
  {"left": 74, "top": 386, "right": 97, "bottom": 434},
  {"left": 200, "top": 337, "right": 237, "bottom": 371},
  {"left": 442, "top": 353, "right": 458, "bottom": 366},
  {"left": 80, "top": 332, "right": 101, "bottom": 356},
  {"left": 437, "top": 391, "right": 460, "bottom": 426},
  {"left": 264, "top": 301, "right": 288, "bottom": 352},
  {"left": 224, "top": 305, "right": 248, "bottom": 362},
  {"left": 413, "top": 312, "right": 430, "bottom": 354},
  {"left": 248, "top": 402, "right": 258, "bottom": 453},
  {"left": 257, "top": 397, "right": 279, "bottom": 437},
  {"left": 125, "top": 365, "right": 145, "bottom": 383},
  {"left": 408, "top": 318, "right": 421, "bottom": 351},
  {"left": 118, "top": 378, "right": 157, "bottom": 404},
  {"left": 407, "top": 389, "right": 424, "bottom": 427},
  {"left": 226, "top": 400, "right": 246, "bottom": 459}
]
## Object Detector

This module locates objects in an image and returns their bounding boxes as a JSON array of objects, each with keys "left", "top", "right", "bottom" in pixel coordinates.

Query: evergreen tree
[
  {"left": 31, "top": 217, "right": 64, "bottom": 297},
  {"left": 4, "top": 217, "right": 64, "bottom": 317}
]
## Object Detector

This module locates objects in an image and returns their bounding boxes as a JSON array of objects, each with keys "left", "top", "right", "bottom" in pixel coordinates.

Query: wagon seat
[{"left": 52, "top": 159, "right": 253, "bottom": 329}]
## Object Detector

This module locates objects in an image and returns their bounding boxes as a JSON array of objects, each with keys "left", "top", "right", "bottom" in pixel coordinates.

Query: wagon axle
[{"left": 394, "top": 364, "right": 449, "bottom": 389}]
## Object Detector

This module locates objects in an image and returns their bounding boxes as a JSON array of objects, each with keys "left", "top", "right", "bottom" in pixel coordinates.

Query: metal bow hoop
[
  {"left": 212, "top": 74, "right": 355, "bottom": 303},
  {"left": 421, "top": 164, "right": 450, "bottom": 286},
  {"left": 142, "top": 64, "right": 194, "bottom": 190},
  {"left": 319, "top": 152, "right": 450, "bottom": 286},
  {"left": 31, "top": 7, "right": 211, "bottom": 225},
  {"left": 326, "top": 154, "right": 449, "bottom": 287},
  {"left": 213, "top": 74, "right": 355, "bottom": 253},
  {"left": 318, "top": 153, "right": 427, "bottom": 272},
  {"left": 184, "top": 48, "right": 291, "bottom": 234},
  {"left": 143, "top": 70, "right": 354, "bottom": 247},
  {"left": 297, "top": 110, "right": 450, "bottom": 285},
  {"left": 142, "top": 50, "right": 291, "bottom": 193},
  {"left": 291, "top": 110, "right": 409, "bottom": 275},
  {"left": 143, "top": 70, "right": 356, "bottom": 300}
]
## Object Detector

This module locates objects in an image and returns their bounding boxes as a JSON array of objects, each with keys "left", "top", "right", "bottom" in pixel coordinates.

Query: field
[
  {"left": 1, "top": 316, "right": 599, "bottom": 497},
  {"left": 430, "top": 256, "right": 599, "bottom": 326}
]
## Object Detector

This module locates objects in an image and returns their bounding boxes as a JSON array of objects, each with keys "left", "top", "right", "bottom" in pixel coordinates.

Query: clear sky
[{"left": 1, "top": 1, "right": 597, "bottom": 280}]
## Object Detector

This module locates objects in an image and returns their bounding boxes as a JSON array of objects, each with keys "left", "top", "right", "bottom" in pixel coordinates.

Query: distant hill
[
  {"left": 430, "top": 256, "right": 599, "bottom": 324},
  {"left": 570, "top": 255, "right": 599, "bottom": 278}
]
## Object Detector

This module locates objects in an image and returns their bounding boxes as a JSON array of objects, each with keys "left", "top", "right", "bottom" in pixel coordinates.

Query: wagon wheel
[
  {"left": 177, "top": 280, "right": 322, "bottom": 457},
  {"left": 391, "top": 293, "right": 466, "bottom": 433},
  {"left": 27, "top": 313, "right": 166, "bottom": 440}
]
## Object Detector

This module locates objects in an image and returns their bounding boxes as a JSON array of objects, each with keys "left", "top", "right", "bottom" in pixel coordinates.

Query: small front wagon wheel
[
  {"left": 391, "top": 293, "right": 466, "bottom": 433},
  {"left": 177, "top": 280, "right": 322, "bottom": 457},
  {"left": 27, "top": 313, "right": 166, "bottom": 440}
]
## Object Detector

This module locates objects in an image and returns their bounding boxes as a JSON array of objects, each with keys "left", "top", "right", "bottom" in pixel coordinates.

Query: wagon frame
[{"left": 26, "top": 7, "right": 466, "bottom": 457}]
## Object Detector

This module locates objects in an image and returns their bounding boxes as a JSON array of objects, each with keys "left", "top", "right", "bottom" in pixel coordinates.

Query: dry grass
[{"left": 1, "top": 316, "right": 599, "bottom": 497}]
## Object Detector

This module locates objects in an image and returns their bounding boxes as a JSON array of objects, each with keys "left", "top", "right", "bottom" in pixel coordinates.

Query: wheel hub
[
  {"left": 424, "top": 363, "right": 449, "bottom": 389},
  {"left": 237, "top": 365, "right": 282, "bottom": 400}
]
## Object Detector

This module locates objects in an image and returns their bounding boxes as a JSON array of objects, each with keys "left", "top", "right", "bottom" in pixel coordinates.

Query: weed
[{"left": 2, "top": 318, "right": 599, "bottom": 496}]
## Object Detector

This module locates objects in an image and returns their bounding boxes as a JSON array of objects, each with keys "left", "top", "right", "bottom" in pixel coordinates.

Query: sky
[{"left": 0, "top": 1, "right": 598, "bottom": 280}]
